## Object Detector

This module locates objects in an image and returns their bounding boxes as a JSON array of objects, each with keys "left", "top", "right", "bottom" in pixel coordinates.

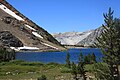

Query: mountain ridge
[
  {"left": 77, "top": 27, "right": 104, "bottom": 46},
  {"left": 52, "top": 27, "right": 103, "bottom": 47},
  {"left": 52, "top": 30, "right": 94, "bottom": 45},
  {"left": 0, "top": 0, "right": 65, "bottom": 51}
]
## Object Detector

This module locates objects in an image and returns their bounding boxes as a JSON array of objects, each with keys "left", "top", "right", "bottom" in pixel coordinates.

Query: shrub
[
  {"left": 37, "top": 75, "right": 47, "bottom": 80},
  {"left": 60, "top": 67, "right": 71, "bottom": 73},
  {"left": 20, "top": 62, "right": 44, "bottom": 66},
  {"left": 0, "top": 48, "right": 15, "bottom": 62},
  {"left": 46, "top": 62, "right": 59, "bottom": 66}
]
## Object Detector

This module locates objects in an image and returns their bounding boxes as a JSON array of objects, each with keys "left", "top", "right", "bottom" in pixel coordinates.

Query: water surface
[{"left": 16, "top": 48, "right": 103, "bottom": 64}]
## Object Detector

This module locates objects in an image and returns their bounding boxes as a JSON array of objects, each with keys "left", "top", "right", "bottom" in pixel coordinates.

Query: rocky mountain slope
[
  {"left": 52, "top": 30, "right": 94, "bottom": 45},
  {"left": 53, "top": 27, "right": 104, "bottom": 47},
  {"left": 0, "top": 0, "right": 65, "bottom": 51},
  {"left": 77, "top": 27, "right": 104, "bottom": 46}
]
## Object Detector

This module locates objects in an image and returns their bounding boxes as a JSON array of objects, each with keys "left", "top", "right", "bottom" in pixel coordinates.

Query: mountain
[
  {"left": 52, "top": 30, "right": 94, "bottom": 45},
  {"left": 77, "top": 27, "right": 104, "bottom": 46},
  {"left": 0, "top": 0, "right": 65, "bottom": 51},
  {"left": 53, "top": 27, "right": 104, "bottom": 47}
]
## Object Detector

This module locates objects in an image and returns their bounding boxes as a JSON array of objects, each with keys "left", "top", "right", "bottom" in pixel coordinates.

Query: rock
[
  {"left": 0, "top": 31, "right": 23, "bottom": 47},
  {"left": 77, "top": 27, "right": 104, "bottom": 46},
  {"left": 52, "top": 30, "right": 93, "bottom": 45},
  {"left": 53, "top": 27, "right": 104, "bottom": 47}
]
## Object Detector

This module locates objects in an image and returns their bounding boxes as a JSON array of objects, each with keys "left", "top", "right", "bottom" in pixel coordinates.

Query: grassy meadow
[
  {"left": 0, "top": 60, "right": 72, "bottom": 80},
  {"left": 0, "top": 60, "right": 98, "bottom": 80}
]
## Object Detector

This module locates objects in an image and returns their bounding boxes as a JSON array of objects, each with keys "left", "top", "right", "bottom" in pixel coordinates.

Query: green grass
[
  {"left": 85, "top": 64, "right": 94, "bottom": 72},
  {"left": 0, "top": 60, "right": 71, "bottom": 80},
  {"left": 0, "top": 60, "right": 100, "bottom": 80},
  {"left": 0, "top": 61, "right": 119, "bottom": 80}
]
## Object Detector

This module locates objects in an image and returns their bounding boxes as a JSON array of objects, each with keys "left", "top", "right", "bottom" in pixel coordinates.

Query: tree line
[
  {"left": 66, "top": 8, "right": 120, "bottom": 80},
  {"left": 0, "top": 47, "right": 15, "bottom": 62},
  {"left": 66, "top": 52, "right": 97, "bottom": 80}
]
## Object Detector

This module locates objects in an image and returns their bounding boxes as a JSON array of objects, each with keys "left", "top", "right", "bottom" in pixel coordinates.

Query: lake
[{"left": 16, "top": 48, "right": 103, "bottom": 64}]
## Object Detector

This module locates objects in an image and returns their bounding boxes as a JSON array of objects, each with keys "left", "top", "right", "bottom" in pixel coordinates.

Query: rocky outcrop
[
  {"left": 77, "top": 27, "right": 104, "bottom": 46},
  {"left": 0, "top": 31, "right": 23, "bottom": 47}
]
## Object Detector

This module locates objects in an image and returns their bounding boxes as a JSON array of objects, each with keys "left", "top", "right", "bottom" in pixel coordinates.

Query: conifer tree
[
  {"left": 113, "top": 18, "right": 120, "bottom": 65},
  {"left": 93, "top": 63, "right": 111, "bottom": 80},
  {"left": 66, "top": 53, "right": 71, "bottom": 68},
  {"left": 77, "top": 62, "right": 86, "bottom": 80},
  {"left": 77, "top": 53, "right": 86, "bottom": 80},
  {"left": 91, "top": 53, "right": 96, "bottom": 63},
  {"left": 69, "top": 53, "right": 87, "bottom": 80},
  {"left": 71, "top": 62, "right": 78, "bottom": 80},
  {"left": 87, "top": 53, "right": 91, "bottom": 64},
  {"left": 78, "top": 52, "right": 83, "bottom": 63},
  {"left": 95, "top": 8, "right": 120, "bottom": 80},
  {"left": 0, "top": 48, "right": 15, "bottom": 62},
  {"left": 84, "top": 56, "right": 89, "bottom": 64}
]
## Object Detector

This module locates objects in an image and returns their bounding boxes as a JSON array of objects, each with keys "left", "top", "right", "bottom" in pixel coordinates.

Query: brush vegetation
[{"left": 0, "top": 60, "right": 97, "bottom": 80}]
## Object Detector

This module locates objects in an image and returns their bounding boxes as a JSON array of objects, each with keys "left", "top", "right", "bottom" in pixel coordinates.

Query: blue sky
[{"left": 7, "top": 0, "right": 120, "bottom": 33}]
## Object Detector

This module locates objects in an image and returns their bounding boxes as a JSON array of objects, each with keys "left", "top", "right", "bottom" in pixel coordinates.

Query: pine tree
[
  {"left": 91, "top": 53, "right": 97, "bottom": 63},
  {"left": 93, "top": 63, "right": 111, "bottom": 80},
  {"left": 78, "top": 52, "right": 83, "bottom": 63},
  {"left": 95, "top": 8, "right": 120, "bottom": 80},
  {"left": 77, "top": 53, "right": 86, "bottom": 80},
  {"left": 0, "top": 48, "right": 15, "bottom": 62},
  {"left": 84, "top": 55, "right": 89, "bottom": 64},
  {"left": 113, "top": 18, "right": 120, "bottom": 65},
  {"left": 77, "top": 62, "right": 86, "bottom": 80},
  {"left": 87, "top": 53, "right": 91, "bottom": 64},
  {"left": 70, "top": 53, "right": 87, "bottom": 80},
  {"left": 66, "top": 53, "right": 71, "bottom": 68},
  {"left": 71, "top": 62, "right": 78, "bottom": 80}
]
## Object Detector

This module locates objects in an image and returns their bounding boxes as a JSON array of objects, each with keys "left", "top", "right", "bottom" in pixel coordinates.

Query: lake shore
[
  {"left": 16, "top": 49, "right": 67, "bottom": 53},
  {"left": 64, "top": 45, "right": 95, "bottom": 49}
]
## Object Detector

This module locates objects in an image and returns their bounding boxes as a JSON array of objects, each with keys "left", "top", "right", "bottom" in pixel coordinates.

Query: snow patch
[
  {"left": 18, "top": 46, "right": 39, "bottom": 50},
  {"left": 42, "top": 43, "right": 58, "bottom": 50},
  {"left": 0, "top": 4, "right": 24, "bottom": 21},
  {"left": 32, "top": 32, "right": 43, "bottom": 39},
  {"left": 25, "top": 24, "right": 36, "bottom": 31},
  {"left": 10, "top": 46, "right": 39, "bottom": 51},
  {"left": 10, "top": 47, "right": 19, "bottom": 51}
]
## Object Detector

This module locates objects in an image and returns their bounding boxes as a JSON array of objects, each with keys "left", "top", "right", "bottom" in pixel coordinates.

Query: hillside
[
  {"left": 53, "top": 27, "right": 104, "bottom": 47},
  {"left": 77, "top": 27, "right": 104, "bottom": 46},
  {"left": 52, "top": 30, "right": 93, "bottom": 45},
  {"left": 0, "top": 0, "right": 65, "bottom": 51}
]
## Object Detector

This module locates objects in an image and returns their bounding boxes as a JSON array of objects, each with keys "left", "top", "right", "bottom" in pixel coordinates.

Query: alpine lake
[{"left": 16, "top": 48, "right": 103, "bottom": 64}]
